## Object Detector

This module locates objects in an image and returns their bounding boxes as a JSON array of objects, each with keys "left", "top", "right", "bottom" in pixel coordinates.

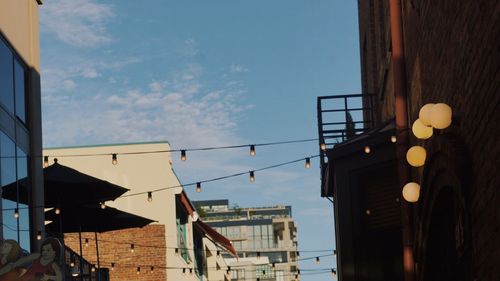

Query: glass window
[
  {"left": 1, "top": 132, "right": 17, "bottom": 241},
  {"left": 0, "top": 38, "right": 14, "bottom": 113},
  {"left": 17, "top": 147, "right": 31, "bottom": 250},
  {"left": 14, "top": 59, "right": 26, "bottom": 123}
]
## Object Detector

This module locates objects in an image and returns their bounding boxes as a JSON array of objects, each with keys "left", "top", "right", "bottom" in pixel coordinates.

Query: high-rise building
[
  {"left": 193, "top": 200, "right": 300, "bottom": 281},
  {"left": 0, "top": 0, "right": 44, "bottom": 253}
]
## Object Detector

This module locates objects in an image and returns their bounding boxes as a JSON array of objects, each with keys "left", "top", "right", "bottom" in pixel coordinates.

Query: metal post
[{"left": 78, "top": 226, "right": 84, "bottom": 281}]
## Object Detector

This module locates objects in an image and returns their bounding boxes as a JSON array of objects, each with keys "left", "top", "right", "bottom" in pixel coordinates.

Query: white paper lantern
[
  {"left": 402, "top": 182, "right": 421, "bottom": 202},
  {"left": 430, "top": 103, "right": 452, "bottom": 129},
  {"left": 412, "top": 119, "right": 433, "bottom": 139},
  {"left": 419, "top": 103, "right": 435, "bottom": 126},
  {"left": 406, "top": 146, "right": 427, "bottom": 167}
]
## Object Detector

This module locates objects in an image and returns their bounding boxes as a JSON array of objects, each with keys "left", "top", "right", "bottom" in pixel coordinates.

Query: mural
[{"left": 0, "top": 238, "right": 63, "bottom": 281}]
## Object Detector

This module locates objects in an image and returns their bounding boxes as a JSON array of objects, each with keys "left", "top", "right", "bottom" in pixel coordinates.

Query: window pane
[
  {"left": 1, "top": 132, "right": 17, "bottom": 241},
  {"left": 0, "top": 39, "right": 14, "bottom": 114},
  {"left": 14, "top": 60, "right": 26, "bottom": 123},
  {"left": 17, "top": 147, "right": 30, "bottom": 250}
]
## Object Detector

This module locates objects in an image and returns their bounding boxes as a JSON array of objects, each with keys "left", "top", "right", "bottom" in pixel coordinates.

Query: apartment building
[{"left": 193, "top": 200, "right": 300, "bottom": 281}]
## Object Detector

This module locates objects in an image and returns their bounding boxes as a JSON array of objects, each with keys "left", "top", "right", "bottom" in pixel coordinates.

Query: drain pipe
[{"left": 389, "top": 1, "right": 415, "bottom": 281}]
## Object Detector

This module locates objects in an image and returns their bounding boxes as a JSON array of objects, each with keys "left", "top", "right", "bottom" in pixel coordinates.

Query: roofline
[{"left": 44, "top": 140, "right": 171, "bottom": 150}]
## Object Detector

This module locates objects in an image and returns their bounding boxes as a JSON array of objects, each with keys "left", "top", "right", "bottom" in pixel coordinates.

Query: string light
[
  {"left": 391, "top": 135, "right": 397, "bottom": 143},
  {"left": 55, "top": 207, "right": 61, "bottom": 215},
  {"left": 196, "top": 182, "right": 201, "bottom": 193},
  {"left": 137, "top": 267, "right": 141, "bottom": 274},
  {"left": 182, "top": 268, "right": 186, "bottom": 275},
  {"left": 100, "top": 202, "right": 106, "bottom": 209},
  {"left": 316, "top": 256, "right": 320, "bottom": 264},
  {"left": 147, "top": 192, "right": 153, "bottom": 202},
  {"left": 111, "top": 263, "right": 115, "bottom": 271},
  {"left": 85, "top": 238, "right": 89, "bottom": 247},
  {"left": 175, "top": 248, "right": 179, "bottom": 256},
  {"left": 71, "top": 267, "right": 79, "bottom": 277},
  {"left": 150, "top": 266, "right": 154, "bottom": 274},
  {"left": 36, "top": 231, "right": 42, "bottom": 240},
  {"left": 250, "top": 145, "right": 256, "bottom": 157},
  {"left": 249, "top": 171, "right": 255, "bottom": 182},
  {"left": 70, "top": 261, "right": 75, "bottom": 267},
  {"left": 331, "top": 268, "right": 337, "bottom": 277},
  {"left": 43, "top": 156, "right": 49, "bottom": 168},
  {"left": 130, "top": 244, "right": 135, "bottom": 253},
  {"left": 180, "top": 150, "right": 187, "bottom": 161},
  {"left": 305, "top": 157, "right": 311, "bottom": 169},
  {"left": 364, "top": 146, "right": 371, "bottom": 154},
  {"left": 111, "top": 153, "right": 118, "bottom": 165},
  {"left": 91, "top": 265, "right": 96, "bottom": 272},
  {"left": 14, "top": 208, "right": 19, "bottom": 219},
  {"left": 320, "top": 143, "right": 326, "bottom": 151}
]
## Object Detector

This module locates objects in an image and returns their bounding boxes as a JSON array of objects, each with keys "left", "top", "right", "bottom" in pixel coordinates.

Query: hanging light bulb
[
  {"left": 85, "top": 238, "right": 89, "bottom": 247},
  {"left": 55, "top": 207, "right": 61, "bottom": 215},
  {"left": 180, "top": 150, "right": 187, "bottom": 161},
  {"left": 150, "top": 266, "right": 154, "bottom": 274},
  {"left": 320, "top": 143, "right": 326, "bottom": 151},
  {"left": 182, "top": 268, "right": 186, "bottom": 275},
  {"left": 100, "top": 202, "right": 106, "bottom": 209},
  {"left": 331, "top": 268, "right": 337, "bottom": 278},
  {"left": 412, "top": 119, "right": 433, "bottom": 139},
  {"left": 189, "top": 268, "right": 193, "bottom": 275},
  {"left": 316, "top": 256, "right": 320, "bottom": 264},
  {"left": 130, "top": 244, "right": 135, "bottom": 253},
  {"left": 216, "top": 250, "right": 220, "bottom": 257},
  {"left": 137, "top": 267, "right": 141, "bottom": 274},
  {"left": 175, "top": 248, "right": 179, "bottom": 256},
  {"left": 111, "top": 263, "right": 115, "bottom": 271},
  {"left": 305, "top": 157, "right": 311, "bottom": 169},
  {"left": 249, "top": 171, "right": 255, "bottom": 182},
  {"left": 91, "top": 265, "right": 96, "bottom": 272},
  {"left": 70, "top": 261, "right": 75, "bottom": 267},
  {"left": 14, "top": 208, "right": 19, "bottom": 219},
  {"left": 147, "top": 192, "right": 153, "bottom": 202},
  {"left": 402, "top": 182, "right": 421, "bottom": 202},
  {"left": 36, "top": 231, "right": 42, "bottom": 240},
  {"left": 272, "top": 262, "right": 275, "bottom": 269},
  {"left": 390, "top": 135, "right": 397, "bottom": 143},
  {"left": 111, "top": 153, "right": 118, "bottom": 165},
  {"left": 43, "top": 156, "right": 49, "bottom": 168},
  {"left": 196, "top": 182, "right": 201, "bottom": 193},
  {"left": 429, "top": 103, "right": 452, "bottom": 129},
  {"left": 364, "top": 146, "right": 371, "bottom": 154},
  {"left": 250, "top": 145, "right": 256, "bottom": 157},
  {"left": 71, "top": 266, "right": 80, "bottom": 277},
  {"left": 406, "top": 146, "right": 427, "bottom": 167}
]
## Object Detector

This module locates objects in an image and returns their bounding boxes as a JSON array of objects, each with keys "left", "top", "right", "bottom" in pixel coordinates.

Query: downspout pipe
[{"left": 388, "top": 1, "right": 415, "bottom": 281}]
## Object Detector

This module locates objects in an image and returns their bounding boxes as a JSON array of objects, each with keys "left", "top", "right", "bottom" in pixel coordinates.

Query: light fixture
[
  {"left": 147, "top": 192, "right": 153, "bottom": 202},
  {"left": 272, "top": 262, "right": 275, "bottom": 269},
  {"left": 14, "top": 208, "right": 19, "bottom": 219},
  {"left": 130, "top": 244, "right": 135, "bottom": 253},
  {"left": 406, "top": 146, "right": 427, "bottom": 167},
  {"left": 316, "top": 256, "right": 320, "bottom": 264},
  {"left": 364, "top": 146, "right": 371, "bottom": 154},
  {"left": 112, "top": 153, "right": 118, "bottom": 165},
  {"left": 91, "top": 265, "right": 96, "bottom": 272},
  {"left": 182, "top": 268, "right": 186, "bottom": 275},
  {"left": 71, "top": 266, "right": 80, "bottom": 277},
  {"left": 391, "top": 135, "right": 397, "bottom": 143},
  {"left": 150, "top": 266, "right": 154, "bottom": 274},
  {"left": 429, "top": 103, "right": 452, "bottom": 129},
  {"left": 305, "top": 157, "right": 311, "bottom": 169},
  {"left": 43, "top": 156, "right": 49, "bottom": 168},
  {"left": 320, "top": 143, "right": 326, "bottom": 151},
  {"left": 175, "top": 248, "right": 179, "bottom": 256},
  {"left": 419, "top": 103, "right": 435, "bottom": 126},
  {"left": 55, "top": 207, "right": 61, "bottom": 215},
  {"left": 196, "top": 182, "right": 201, "bottom": 193},
  {"left": 180, "top": 150, "right": 187, "bottom": 161},
  {"left": 70, "top": 261, "right": 75, "bottom": 267},
  {"left": 111, "top": 263, "right": 115, "bottom": 271},
  {"left": 137, "top": 267, "right": 140, "bottom": 274},
  {"left": 331, "top": 268, "right": 337, "bottom": 277},
  {"left": 36, "top": 231, "right": 42, "bottom": 240},
  {"left": 189, "top": 268, "right": 193, "bottom": 275},
  {"left": 100, "top": 202, "right": 106, "bottom": 209},
  {"left": 85, "top": 238, "right": 89, "bottom": 247},
  {"left": 403, "top": 182, "right": 421, "bottom": 202},
  {"left": 250, "top": 145, "right": 256, "bottom": 157},
  {"left": 249, "top": 171, "right": 255, "bottom": 182},
  {"left": 412, "top": 119, "right": 433, "bottom": 139},
  {"left": 216, "top": 250, "right": 220, "bottom": 257}
]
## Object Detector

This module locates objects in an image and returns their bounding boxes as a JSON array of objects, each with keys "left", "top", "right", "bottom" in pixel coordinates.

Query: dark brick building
[{"left": 320, "top": 1, "right": 499, "bottom": 281}]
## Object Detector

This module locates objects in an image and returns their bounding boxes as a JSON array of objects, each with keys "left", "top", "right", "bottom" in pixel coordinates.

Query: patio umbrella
[{"left": 1, "top": 161, "right": 129, "bottom": 207}]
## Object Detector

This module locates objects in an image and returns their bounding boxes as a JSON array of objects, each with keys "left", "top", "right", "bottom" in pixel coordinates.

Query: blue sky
[{"left": 39, "top": 1, "right": 361, "bottom": 280}]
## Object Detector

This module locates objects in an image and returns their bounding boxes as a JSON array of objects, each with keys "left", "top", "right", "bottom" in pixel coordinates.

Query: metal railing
[{"left": 317, "top": 94, "right": 376, "bottom": 193}]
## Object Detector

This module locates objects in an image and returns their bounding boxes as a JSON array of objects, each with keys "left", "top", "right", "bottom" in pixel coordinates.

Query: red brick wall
[{"left": 64, "top": 224, "right": 167, "bottom": 281}]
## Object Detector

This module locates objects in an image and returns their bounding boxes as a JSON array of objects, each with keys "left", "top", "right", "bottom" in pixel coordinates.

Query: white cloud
[
  {"left": 40, "top": 0, "right": 115, "bottom": 47},
  {"left": 230, "top": 64, "right": 250, "bottom": 73}
]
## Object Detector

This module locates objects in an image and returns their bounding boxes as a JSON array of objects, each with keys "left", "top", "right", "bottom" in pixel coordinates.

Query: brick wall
[
  {"left": 359, "top": 0, "right": 499, "bottom": 280},
  {"left": 64, "top": 224, "right": 167, "bottom": 281}
]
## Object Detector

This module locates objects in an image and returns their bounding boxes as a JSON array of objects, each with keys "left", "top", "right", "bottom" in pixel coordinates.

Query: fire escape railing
[{"left": 317, "top": 94, "right": 376, "bottom": 195}]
